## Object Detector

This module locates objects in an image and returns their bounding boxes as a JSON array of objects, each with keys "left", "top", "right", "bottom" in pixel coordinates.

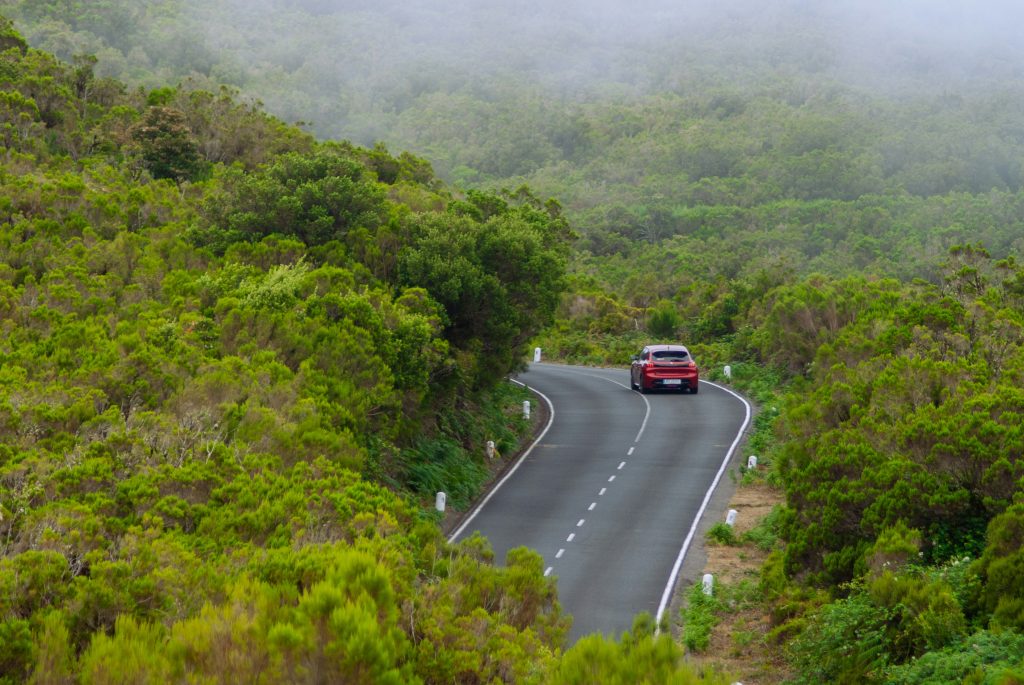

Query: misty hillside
[
  {"left": 7, "top": 0, "right": 1024, "bottom": 138},
  {"left": 4, "top": 3, "right": 1024, "bottom": 683},
  {"left": 6, "top": 0, "right": 1024, "bottom": 270}
]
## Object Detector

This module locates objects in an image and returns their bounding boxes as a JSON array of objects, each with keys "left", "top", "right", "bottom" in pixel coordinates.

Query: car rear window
[{"left": 652, "top": 350, "right": 689, "bottom": 362}]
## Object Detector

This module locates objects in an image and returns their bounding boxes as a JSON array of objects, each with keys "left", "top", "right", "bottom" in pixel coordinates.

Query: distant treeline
[{"left": 6, "top": 0, "right": 1024, "bottom": 279}]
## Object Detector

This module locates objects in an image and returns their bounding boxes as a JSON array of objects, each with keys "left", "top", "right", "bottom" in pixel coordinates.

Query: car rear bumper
[{"left": 642, "top": 374, "right": 698, "bottom": 390}]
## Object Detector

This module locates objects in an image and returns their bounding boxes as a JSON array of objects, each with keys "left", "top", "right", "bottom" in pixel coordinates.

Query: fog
[
  {"left": 13, "top": 0, "right": 1024, "bottom": 157},
  {"left": 208, "top": 0, "right": 1024, "bottom": 92}
]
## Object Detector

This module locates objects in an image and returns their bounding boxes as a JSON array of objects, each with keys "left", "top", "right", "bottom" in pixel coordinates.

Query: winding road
[{"left": 449, "top": 362, "right": 750, "bottom": 642}]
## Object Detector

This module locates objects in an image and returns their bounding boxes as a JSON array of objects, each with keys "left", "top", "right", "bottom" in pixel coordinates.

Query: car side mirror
[{"left": 630, "top": 355, "right": 638, "bottom": 362}]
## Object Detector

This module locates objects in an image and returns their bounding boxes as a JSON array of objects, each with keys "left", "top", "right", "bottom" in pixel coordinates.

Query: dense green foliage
[
  {"left": 0, "top": 17, "right": 749, "bottom": 683},
  {"left": 0, "top": 22, "right": 618, "bottom": 683},
  {"left": 5, "top": 1, "right": 1024, "bottom": 681},
  {"left": 6, "top": 0, "right": 1024, "bottom": 288},
  {"left": 551, "top": 616, "right": 729, "bottom": 685}
]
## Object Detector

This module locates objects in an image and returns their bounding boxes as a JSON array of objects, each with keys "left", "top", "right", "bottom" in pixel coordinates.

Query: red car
[{"left": 630, "top": 344, "right": 699, "bottom": 394}]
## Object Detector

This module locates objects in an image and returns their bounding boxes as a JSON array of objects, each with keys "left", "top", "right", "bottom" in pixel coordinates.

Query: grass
[
  {"left": 682, "top": 581, "right": 721, "bottom": 652},
  {"left": 707, "top": 521, "right": 739, "bottom": 546}
]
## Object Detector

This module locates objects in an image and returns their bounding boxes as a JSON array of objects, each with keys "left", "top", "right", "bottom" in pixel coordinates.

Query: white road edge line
[
  {"left": 654, "top": 379, "right": 753, "bottom": 633},
  {"left": 448, "top": 380, "right": 556, "bottom": 543}
]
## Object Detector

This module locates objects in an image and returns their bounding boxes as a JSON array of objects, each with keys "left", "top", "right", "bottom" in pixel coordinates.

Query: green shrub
[
  {"left": 0, "top": 619, "right": 34, "bottom": 685},
  {"left": 551, "top": 615, "right": 730, "bottom": 684},
  {"left": 401, "top": 438, "right": 491, "bottom": 510},
  {"left": 741, "top": 506, "right": 783, "bottom": 551},
  {"left": 864, "top": 521, "right": 922, "bottom": 575},
  {"left": 885, "top": 630, "right": 1024, "bottom": 685},
  {"left": 647, "top": 300, "right": 682, "bottom": 338},
  {"left": 706, "top": 521, "right": 738, "bottom": 546},
  {"left": 759, "top": 550, "right": 788, "bottom": 602},
  {"left": 682, "top": 582, "right": 721, "bottom": 653},
  {"left": 787, "top": 590, "right": 890, "bottom": 684},
  {"left": 868, "top": 571, "right": 967, "bottom": 658},
  {"left": 974, "top": 503, "right": 1024, "bottom": 630}
]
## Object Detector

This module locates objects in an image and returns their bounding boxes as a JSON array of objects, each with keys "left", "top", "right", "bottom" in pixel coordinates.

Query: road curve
[{"left": 449, "top": 363, "right": 750, "bottom": 643}]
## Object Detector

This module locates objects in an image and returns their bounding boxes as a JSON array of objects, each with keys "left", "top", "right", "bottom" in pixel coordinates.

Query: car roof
[{"left": 646, "top": 344, "right": 689, "bottom": 352}]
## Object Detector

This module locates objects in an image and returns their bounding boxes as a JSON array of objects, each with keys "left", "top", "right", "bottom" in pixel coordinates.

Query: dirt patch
[
  {"left": 724, "top": 484, "right": 779, "bottom": 535},
  {"left": 686, "top": 481, "right": 793, "bottom": 685},
  {"left": 704, "top": 483, "right": 779, "bottom": 583}
]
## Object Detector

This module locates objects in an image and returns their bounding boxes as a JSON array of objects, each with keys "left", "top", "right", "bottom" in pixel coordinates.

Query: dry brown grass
[{"left": 688, "top": 482, "right": 794, "bottom": 685}]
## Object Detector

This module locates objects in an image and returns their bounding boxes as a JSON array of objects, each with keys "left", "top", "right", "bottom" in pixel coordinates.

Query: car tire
[{"left": 690, "top": 383, "right": 699, "bottom": 394}]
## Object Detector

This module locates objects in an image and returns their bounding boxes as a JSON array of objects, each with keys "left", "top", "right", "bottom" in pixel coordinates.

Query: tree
[
  {"left": 129, "top": 106, "right": 206, "bottom": 183},
  {"left": 0, "top": 17, "right": 28, "bottom": 55},
  {"left": 197, "top": 147, "right": 387, "bottom": 253},
  {"left": 398, "top": 192, "right": 570, "bottom": 386},
  {"left": 647, "top": 300, "right": 681, "bottom": 338}
]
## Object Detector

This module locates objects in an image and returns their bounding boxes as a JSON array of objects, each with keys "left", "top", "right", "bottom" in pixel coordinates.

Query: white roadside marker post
[
  {"left": 723, "top": 365, "right": 732, "bottom": 379},
  {"left": 523, "top": 400, "right": 531, "bottom": 419},
  {"left": 702, "top": 573, "right": 714, "bottom": 596},
  {"left": 534, "top": 347, "right": 542, "bottom": 362},
  {"left": 726, "top": 509, "right": 738, "bottom": 527},
  {"left": 486, "top": 440, "right": 496, "bottom": 459},
  {"left": 435, "top": 492, "right": 446, "bottom": 513},
  {"left": 747, "top": 455, "right": 758, "bottom": 470}
]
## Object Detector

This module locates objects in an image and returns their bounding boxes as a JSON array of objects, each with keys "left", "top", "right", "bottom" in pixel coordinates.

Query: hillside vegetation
[
  {"left": 0, "top": 19, "right": 739, "bottom": 683},
  {"left": 4, "top": 1, "right": 1024, "bottom": 682}
]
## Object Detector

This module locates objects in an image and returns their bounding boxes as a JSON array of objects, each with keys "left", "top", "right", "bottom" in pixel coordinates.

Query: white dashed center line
[{"left": 538, "top": 369, "right": 654, "bottom": 581}]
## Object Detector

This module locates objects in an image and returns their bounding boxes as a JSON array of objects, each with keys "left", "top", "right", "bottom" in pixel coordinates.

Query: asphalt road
[{"left": 449, "top": 362, "right": 751, "bottom": 643}]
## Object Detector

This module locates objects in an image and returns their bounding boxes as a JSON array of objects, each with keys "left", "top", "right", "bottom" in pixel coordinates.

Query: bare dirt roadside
[{"left": 686, "top": 482, "right": 792, "bottom": 684}]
